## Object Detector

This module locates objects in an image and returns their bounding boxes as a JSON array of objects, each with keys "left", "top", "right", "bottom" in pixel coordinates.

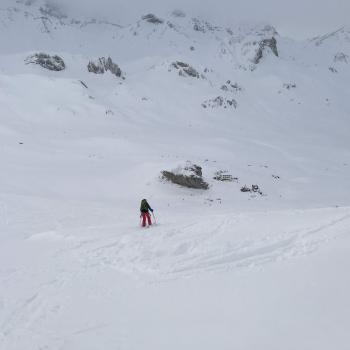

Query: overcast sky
[{"left": 59, "top": 0, "right": 349, "bottom": 39}]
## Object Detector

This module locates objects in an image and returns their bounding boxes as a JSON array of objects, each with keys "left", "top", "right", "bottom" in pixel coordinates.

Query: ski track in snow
[
  {"left": 78, "top": 210, "right": 350, "bottom": 278},
  {"left": 2, "top": 207, "right": 349, "bottom": 349},
  {"left": 17, "top": 208, "right": 350, "bottom": 280}
]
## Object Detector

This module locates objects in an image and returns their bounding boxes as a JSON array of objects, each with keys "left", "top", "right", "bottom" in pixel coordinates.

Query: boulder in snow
[
  {"left": 202, "top": 96, "right": 237, "bottom": 109},
  {"left": 192, "top": 18, "right": 218, "bottom": 33},
  {"left": 142, "top": 14, "right": 164, "bottom": 24},
  {"left": 283, "top": 83, "right": 296, "bottom": 90},
  {"left": 25, "top": 53, "right": 66, "bottom": 71},
  {"left": 221, "top": 80, "right": 243, "bottom": 93},
  {"left": 87, "top": 57, "right": 123, "bottom": 78},
  {"left": 162, "top": 162, "right": 209, "bottom": 190},
  {"left": 171, "top": 61, "right": 200, "bottom": 78},
  {"left": 241, "top": 185, "right": 263, "bottom": 195}
]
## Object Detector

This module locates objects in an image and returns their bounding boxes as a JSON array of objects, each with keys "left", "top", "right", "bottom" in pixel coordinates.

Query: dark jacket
[{"left": 140, "top": 199, "right": 152, "bottom": 213}]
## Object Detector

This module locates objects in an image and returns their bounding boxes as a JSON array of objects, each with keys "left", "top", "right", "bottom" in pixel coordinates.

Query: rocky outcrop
[
  {"left": 241, "top": 185, "right": 263, "bottom": 195},
  {"left": 142, "top": 14, "right": 164, "bottom": 24},
  {"left": 87, "top": 57, "right": 123, "bottom": 77},
  {"left": 221, "top": 81, "right": 243, "bottom": 93},
  {"left": 254, "top": 37, "right": 279, "bottom": 64},
  {"left": 202, "top": 96, "right": 237, "bottom": 109},
  {"left": 171, "top": 61, "right": 200, "bottom": 78},
  {"left": 162, "top": 162, "right": 209, "bottom": 190},
  {"left": 25, "top": 53, "right": 66, "bottom": 71},
  {"left": 192, "top": 18, "right": 219, "bottom": 33},
  {"left": 283, "top": 83, "right": 296, "bottom": 90}
]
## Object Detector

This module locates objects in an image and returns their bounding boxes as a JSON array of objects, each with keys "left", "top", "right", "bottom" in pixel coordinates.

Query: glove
[{"left": 150, "top": 209, "right": 154, "bottom": 212}]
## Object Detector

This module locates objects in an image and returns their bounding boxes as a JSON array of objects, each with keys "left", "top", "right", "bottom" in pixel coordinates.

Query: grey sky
[{"left": 59, "top": 0, "right": 349, "bottom": 39}]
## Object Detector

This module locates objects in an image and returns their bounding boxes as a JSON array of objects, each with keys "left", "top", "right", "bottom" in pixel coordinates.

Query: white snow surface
[{"left": 0, "top": 2, "right": 350, "bottom": 349}]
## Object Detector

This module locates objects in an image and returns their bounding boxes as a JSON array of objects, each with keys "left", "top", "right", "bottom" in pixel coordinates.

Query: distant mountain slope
[{"left": 0, "top": 0, "right": 349, "bottom": 209}]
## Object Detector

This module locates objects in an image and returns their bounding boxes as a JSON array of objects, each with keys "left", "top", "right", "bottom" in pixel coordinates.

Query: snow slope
[{"left": 0, "top": 1, "right": 349, "bottom": 349}]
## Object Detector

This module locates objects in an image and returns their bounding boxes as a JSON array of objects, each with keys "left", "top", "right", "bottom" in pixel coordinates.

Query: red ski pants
[{"left": 141, "top": 212, "right": 152, "bottom": 227}]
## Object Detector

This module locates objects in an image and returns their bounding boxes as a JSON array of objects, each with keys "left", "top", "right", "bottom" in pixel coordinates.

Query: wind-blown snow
[{"left": 0, "top": 2, "right": 349, "bottom": 349}]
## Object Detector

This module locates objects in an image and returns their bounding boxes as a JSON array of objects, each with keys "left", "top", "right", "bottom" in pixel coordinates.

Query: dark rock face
[
  {"left": 171, "top": 61, "right": 200, "bottom": 78},
  {"left": 202, "top": 96, "right": 237, "bottom": 109},
  {"left": 254, "top": 37, "right": 279, "bottom": 64},
  {"left": 162, "top": 162, "right": 209, "bottom": 190},
  {"left": 142, "top": 14, "right": 164, "bottom": 24},
  {"left": 26, "top": 53, "right": 66, "bottom": 71},
  {"left": 87, "top": 57, "right": 122, "bottom": 77}
]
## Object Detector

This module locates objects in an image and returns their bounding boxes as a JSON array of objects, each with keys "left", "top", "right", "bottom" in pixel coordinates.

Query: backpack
[{"left": 140, "top": 199, "right": 149, "bottom": 212}]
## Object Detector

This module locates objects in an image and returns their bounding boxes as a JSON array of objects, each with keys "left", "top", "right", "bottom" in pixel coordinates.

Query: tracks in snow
[
  {"left": 77, "top": 208, "right": 350, "bottom": 279},
  {"left": 1, "top": 207, "right": 349, "bottom": 349}
]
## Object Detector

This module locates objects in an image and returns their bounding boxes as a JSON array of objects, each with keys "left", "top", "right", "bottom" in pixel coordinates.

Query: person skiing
[{"left": 140, "top": 199, "right": 153, "bottom": 227}]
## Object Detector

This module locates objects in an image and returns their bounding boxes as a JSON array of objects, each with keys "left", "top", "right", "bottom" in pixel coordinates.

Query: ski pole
[{"left": 152, "top": 211, "right": 157, "bottom": 225}]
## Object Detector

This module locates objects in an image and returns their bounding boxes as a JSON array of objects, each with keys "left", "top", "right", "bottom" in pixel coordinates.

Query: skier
[{"left": 140, "top": 199, "right": 154, "bottom": 227}]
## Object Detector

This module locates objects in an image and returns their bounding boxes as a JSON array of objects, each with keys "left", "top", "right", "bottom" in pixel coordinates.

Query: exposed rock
[
  {"left": 221, "top": 81, "right": 243, "bottom": 93},
  {"left": 162, "top": 162, "right": 209, "bottom": 190},
  {"left": 192, "top": 18, "right": 219, "bottom": 33},
  {"left": 193, "top": 19, "right": 206, "bottom": 33},
  {"left": 329, "top": 67, "right": 338, "bottom": 73},
  {"left": 254, "top": 37, "right": 279, "bottom": 64},
  {"left": 171, "top": 61, "right": 200, "bottom": 78},
  {"left": 202, "top": 96, "right": 237, "bottom": 109},
  {"left": 213, "top": 171, "right": 238, "bottom": 182},
  {"left": 87, "top": 57, "right": 123, "bottom": 78},
  {"left": 283, "top": 83, "right": 296, "bottom": 89},
  {"left": 240, "top": 185, "right": 251, "bottom": 193},
  {"left": 142, "top": 14, "right": 164, "bottom": 24},
  {"left": 241, "top": 185, "right": 263, "bottom": 195},
  {"left": 25, "top": 53, "right": 65, "bottom": 71},
  {"left": 334, "top": 52, "right": 349, "bottom": 63},
  {"left": 204, "top": 67, "right": 213, "bottom": 73}
]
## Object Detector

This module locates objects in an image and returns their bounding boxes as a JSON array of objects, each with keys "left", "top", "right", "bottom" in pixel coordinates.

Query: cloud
[{"left": 54, "top": 0, "right": 349, "bottom": 39}]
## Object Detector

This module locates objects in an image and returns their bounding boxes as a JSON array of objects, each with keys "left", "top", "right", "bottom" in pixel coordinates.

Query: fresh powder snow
[{"left": 0, "top": 1, "right": 349, "bottom": 349}]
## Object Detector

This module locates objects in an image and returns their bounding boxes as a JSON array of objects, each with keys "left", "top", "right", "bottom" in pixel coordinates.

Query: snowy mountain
[{"left": 0, "top": 1, "right": 350, "bottom": 349}]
